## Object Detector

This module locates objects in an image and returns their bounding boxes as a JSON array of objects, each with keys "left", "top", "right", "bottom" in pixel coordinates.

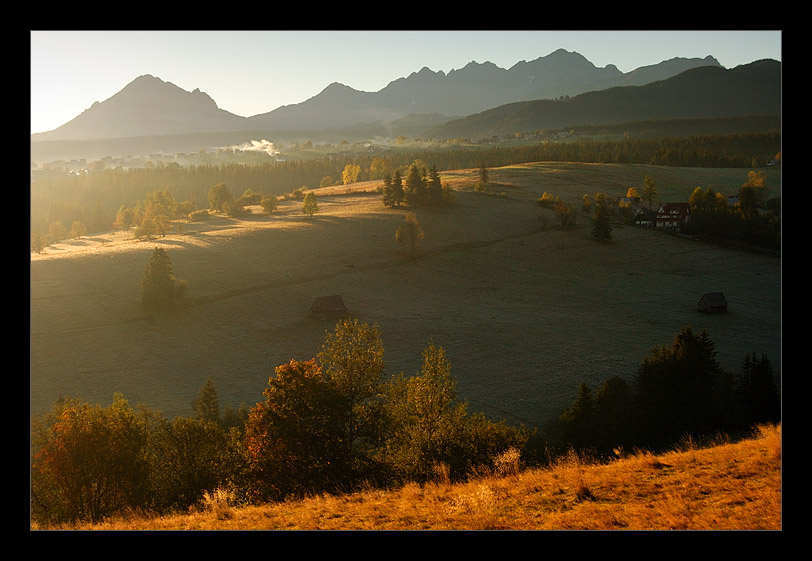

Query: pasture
[{"left": 30, "top": 163, "right": 781, "bottom": 428}]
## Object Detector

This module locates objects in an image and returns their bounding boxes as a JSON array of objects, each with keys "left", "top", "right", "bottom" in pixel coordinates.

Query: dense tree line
[
  {"left": 30, "top": 319, "right": 530, "bottom": 526},
  {"left": 685, "top": 170, "right": 781, "bottom": 251},
  {"left": 31, "top": 132, "right": 780, "bottom": 236},
  {"left": 551, "top": 327, "right": 780, "bottom": 455}
]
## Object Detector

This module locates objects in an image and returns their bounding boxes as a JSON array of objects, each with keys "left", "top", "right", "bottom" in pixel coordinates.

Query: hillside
[
  {"left": 429, "top": 60, "right": 781, "bottom": 139},
  {"left": 30, "top": 163, "right": 782, "bottom": 428},
  {"left": 44, "top": 423, "right": 781, "bottom": 530}
]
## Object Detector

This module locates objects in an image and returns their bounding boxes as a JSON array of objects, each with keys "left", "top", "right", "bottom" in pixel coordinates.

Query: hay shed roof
[
  {"left": 698, "top": 292, "right": 728, "bottom": 312},
  {"left": 310, "top": 295, "right": 348, "bottom": 318}
]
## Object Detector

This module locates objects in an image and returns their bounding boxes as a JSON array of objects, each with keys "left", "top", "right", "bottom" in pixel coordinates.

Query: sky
[{"left": 30, "top": 30, "right": 782, "bottom": 135}]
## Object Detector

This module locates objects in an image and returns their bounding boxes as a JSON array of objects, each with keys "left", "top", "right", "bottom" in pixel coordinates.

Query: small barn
[
  {"left": 697, "top": 292, "right": 728, "bottom": 313},
  {"left": 310, "top": 295, "right": 349, "bottom": 320}
]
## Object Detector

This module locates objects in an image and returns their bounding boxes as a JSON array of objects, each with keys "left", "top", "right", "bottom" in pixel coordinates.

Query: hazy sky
[{"left": 30, "top": 30, "right": 782, "bottom": 135}]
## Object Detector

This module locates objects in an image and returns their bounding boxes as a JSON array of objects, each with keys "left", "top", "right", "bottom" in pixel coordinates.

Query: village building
[{"left": 656, "top": 202, "right": 691, "bottom": 230}]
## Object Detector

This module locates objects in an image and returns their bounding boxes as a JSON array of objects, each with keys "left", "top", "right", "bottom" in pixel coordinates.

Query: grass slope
[
  {"left": 30, "top": 163, "right": 781, "bottom": 429},
  {"left": 49, "top": 423, "right": 781, "bottom": 531}
]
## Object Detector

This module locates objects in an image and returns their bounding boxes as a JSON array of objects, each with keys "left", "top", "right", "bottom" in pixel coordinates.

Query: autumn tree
[
  {"left": 31, "top": 230, "right": 46, "bottom": 253},
  {"left": 48, "top": 221, "right": 67, "bottom": 243},
  {"left": 396, "top": 212, "right": 425, "bottom": 256},
  {"left": 342, "top": 163, "right": 361, "bottom": 185},
  {"left": 30, "top": 394, "right": 150, "bottom": 525},
  {"left": 70, "top": 221, "right": 87, "bottom": 239},
  {"left": 368, "top": 157, "right": 389, "bottom": 180},
  {"left": 243, "top": 359, "right": 344, "bottom": 501},
  {"left": 737, "top": 170, "right": 767, "bottom": 218},
  {"left": 554, "top": 198, "right": 577, "bottom": 228}
]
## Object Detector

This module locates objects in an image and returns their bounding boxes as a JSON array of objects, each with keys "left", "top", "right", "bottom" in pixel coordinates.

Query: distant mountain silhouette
[
  {"left": 31, "top": 50, "right": 729, "bottom": 142},
  {"left": 35, "top": 75, "right": 249, "bottom": 141},
  {"left": 427, "top": 59, "right": 782, "bottom": 139},
  {"left": 244, "top": 50, "right": 721, "bottom": 131}
]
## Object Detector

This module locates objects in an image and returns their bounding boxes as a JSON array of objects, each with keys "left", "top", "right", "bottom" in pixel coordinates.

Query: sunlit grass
[{"left": 50, "top": 423, "right": 780, "bottom": 531}]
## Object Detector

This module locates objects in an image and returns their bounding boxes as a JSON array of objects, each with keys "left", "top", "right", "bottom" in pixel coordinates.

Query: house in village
[{"left": 656, "top": 202, "right": 691, "bottom": 231}]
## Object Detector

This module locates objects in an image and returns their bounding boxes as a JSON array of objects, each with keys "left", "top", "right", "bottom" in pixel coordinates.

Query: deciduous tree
[
  {"left": 243, "top": 359, "right": 343, "bottom": 501},
  {"left": 30, "top": 394, "right": 149, "bottom": 525},
  {"left": 302, "top": 191, "right": 319, "bottom": 217},
  {"left": 396, "top": 212, "right": 424, "bottom": 256},
  {"left": 318, "top": 319, "right": 385, "bottom": 478}
]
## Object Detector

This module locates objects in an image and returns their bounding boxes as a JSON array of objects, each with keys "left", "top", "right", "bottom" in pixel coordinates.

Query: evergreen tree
[
  {"left": 635, "top": 327, "right": 730, "bottom": 447},
  {"left": 404, "top": 164, "right": 428, "bottom": 206},
  {"left": 591, "top": 201, "right": 612, "bottom": 240},
  {"left": 427, "top": 165, "right": 443, "bottom": 205},
  {"left": 391, "top": 170, "right": 404, "bottom": 207},
  {"left": 192, "top": 378, "right": 221, "bottom": 424},
  {"left": 478, "top": 162, "right": 488, "bottom": 186},
  {"left": 737, "top": 353, "right": 781, "bottom": 426},
  {"left": 141, "top": 247, "right": 184, "bottom": 311},
  {"left": 382, "top": 173, "right": 395, "bottom": 208},
  {"left": 559, "top": 382, "right": 596, "bottom": 449}
]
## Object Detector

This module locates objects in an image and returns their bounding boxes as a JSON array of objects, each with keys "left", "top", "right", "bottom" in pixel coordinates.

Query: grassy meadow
[
  {"left": 50, "top": 423, "right": 782, "bottom": 530},
  {"left": 30, "top": 162, "right": 782, "bottom": 429}
]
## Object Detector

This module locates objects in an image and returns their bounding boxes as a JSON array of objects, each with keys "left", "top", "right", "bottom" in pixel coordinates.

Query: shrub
[{"left": 188, "top": 209, "right": 211, "bottom": 222}]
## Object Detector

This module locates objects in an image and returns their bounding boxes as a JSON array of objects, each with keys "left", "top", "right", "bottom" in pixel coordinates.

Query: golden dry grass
[{"left": 49, "top": 424, "right": 780, "bottom": 531}]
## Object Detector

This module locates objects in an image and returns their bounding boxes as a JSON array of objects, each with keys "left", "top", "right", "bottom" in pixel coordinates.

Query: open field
[{"left": 30, "top": 163, "right": 781, "bottom": 428}]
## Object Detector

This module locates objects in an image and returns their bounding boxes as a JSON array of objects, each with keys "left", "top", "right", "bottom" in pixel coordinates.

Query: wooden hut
[
  {"left": 310, "top": 295, "right": 349, "bottom": 320},
  {"left": 697, "top": 292, "right": 728, "bottom": 313}
]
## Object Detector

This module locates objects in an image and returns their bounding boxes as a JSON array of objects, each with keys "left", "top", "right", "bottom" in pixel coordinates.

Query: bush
[{"left": 188, "top": 209, "right": 211, "bottom": 222}]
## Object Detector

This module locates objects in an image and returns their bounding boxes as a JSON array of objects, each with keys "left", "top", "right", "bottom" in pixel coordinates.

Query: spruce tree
[{"left": 141, "top": 247, "right": 182, "bottom": 311}]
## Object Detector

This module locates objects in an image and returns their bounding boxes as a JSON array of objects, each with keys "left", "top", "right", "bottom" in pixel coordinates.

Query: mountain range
[{"left": 30, "top": 49, "right": 781, "bottom": 160}]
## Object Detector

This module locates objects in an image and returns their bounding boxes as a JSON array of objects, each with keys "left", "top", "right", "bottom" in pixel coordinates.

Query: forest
[{"left": 31, "top": 131, "right": 780, "bottom": 237}]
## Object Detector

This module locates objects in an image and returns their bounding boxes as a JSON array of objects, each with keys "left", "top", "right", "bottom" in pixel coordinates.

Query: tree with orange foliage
[{"left": 243, "top": 359, "right": 344, "bottom": 501}]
